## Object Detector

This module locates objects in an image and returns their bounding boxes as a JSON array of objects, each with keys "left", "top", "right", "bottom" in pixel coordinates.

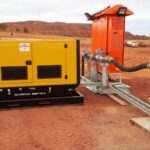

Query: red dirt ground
[{"left": 0, "top": 39, "right": 150, "bottom": 150}]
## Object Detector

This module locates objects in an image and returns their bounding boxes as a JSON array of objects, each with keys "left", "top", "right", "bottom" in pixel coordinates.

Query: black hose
[{"left": 111, "top": 59, "right": 150, "bottom": 72}]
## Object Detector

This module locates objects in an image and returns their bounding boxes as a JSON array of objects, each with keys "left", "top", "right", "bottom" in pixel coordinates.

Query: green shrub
[{"left": 0, "top": 24, "right": 7, "bottom": 31}]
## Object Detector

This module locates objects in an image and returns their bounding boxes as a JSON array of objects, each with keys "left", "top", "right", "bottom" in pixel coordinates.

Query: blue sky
[{"left": 0, "top": 0, "right": 149, "bottom": 36}]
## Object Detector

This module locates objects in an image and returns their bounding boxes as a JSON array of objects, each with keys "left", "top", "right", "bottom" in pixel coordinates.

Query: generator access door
[
  {"left": 32, "top": 41, "right": 67, "bottom": 85},
  {"left": 0, "top": 41, "right": 33, "bottom": 83}
]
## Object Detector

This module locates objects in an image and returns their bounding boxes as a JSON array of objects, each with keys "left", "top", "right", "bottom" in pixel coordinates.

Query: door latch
[{"left": 26, "top": 60, "right": 32, "bottom": 65}]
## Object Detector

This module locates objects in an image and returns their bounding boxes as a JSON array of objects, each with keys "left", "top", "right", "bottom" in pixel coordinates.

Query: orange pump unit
[{"left": 85, "top": 5, "right": 133, "bottom": 72}]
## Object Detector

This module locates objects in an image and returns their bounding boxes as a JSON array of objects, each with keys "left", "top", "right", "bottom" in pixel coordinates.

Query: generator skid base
[
  {"left": 0, "top": 86, "right": 83, "bottom": 110},
  {"left": 0, "top": 93, "right": 83, "bottom": 110}
]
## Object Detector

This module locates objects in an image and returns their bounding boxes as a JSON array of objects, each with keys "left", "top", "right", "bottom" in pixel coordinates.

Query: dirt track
[
  {"left": 0, "top": 38, "right": 150, "bottom": 150},
  {"left": 0, "top": 83, "right": 150, "bottom": 150}
]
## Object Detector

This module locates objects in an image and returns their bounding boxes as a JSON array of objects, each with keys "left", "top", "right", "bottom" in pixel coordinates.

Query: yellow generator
[{"left": 0, "top": 39, "right": 83, "bottom": 108}]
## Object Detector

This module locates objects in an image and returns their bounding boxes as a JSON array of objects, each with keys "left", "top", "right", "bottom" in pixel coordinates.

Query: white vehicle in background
[
  {"left": 138, "top": 41, "right": 145, "bottom": 47},
  {"left": 126, "top": 40, "right": 145, "bottom": 48}
]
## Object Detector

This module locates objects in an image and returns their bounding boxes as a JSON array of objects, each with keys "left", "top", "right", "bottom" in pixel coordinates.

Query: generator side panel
[
  {"left": 32, "top": 40, "right": 79, "bottom": 86},
  {"left": 0, "top": 40, "right": 79, "bottom": 88},
  {"left": 0, "top": 41, "right": 33, "bottom": 84}
]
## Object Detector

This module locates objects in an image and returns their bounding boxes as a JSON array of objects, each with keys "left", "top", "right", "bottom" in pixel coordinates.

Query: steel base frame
[{"left": 80, "top": 76, "right": 130, "bottom": 94}]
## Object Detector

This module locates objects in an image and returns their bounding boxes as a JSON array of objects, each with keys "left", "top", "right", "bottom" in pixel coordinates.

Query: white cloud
[{"left": 0, "top": 0, "right": 149, "bottom": 35}]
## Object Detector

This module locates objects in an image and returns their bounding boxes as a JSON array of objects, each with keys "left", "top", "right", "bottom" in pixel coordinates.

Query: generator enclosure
[
  {"left": 89, "top": 5, "right": 133, "bottom": 72},
  {"left": 0, "top": 39, "right": 80, "bottom": 101}
]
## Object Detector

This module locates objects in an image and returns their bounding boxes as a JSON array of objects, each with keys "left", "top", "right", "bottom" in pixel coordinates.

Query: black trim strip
[
  {"left": 82, "top": 56, "right": 84, "bottom": 76},
  {"left": 76, "top": 39, "right": 80, "bottom": 84}
]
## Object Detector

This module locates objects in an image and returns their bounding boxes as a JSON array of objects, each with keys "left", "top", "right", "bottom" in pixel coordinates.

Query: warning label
[{"left": 19, "top": 43, "right": 30, "bottom": 52}]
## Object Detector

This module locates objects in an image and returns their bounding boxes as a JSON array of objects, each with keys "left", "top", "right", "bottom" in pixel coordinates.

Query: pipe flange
[
  {"left": 108, "top": 57, "right": 114, "bottom": 62},
  {"left": 147, "top": 63, "right": 150, "bottom": 68}
]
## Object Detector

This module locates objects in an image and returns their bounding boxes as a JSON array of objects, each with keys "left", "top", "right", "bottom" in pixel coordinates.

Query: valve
[{"left": 82, "top": 50, "right": 90, "bottom": 60}]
